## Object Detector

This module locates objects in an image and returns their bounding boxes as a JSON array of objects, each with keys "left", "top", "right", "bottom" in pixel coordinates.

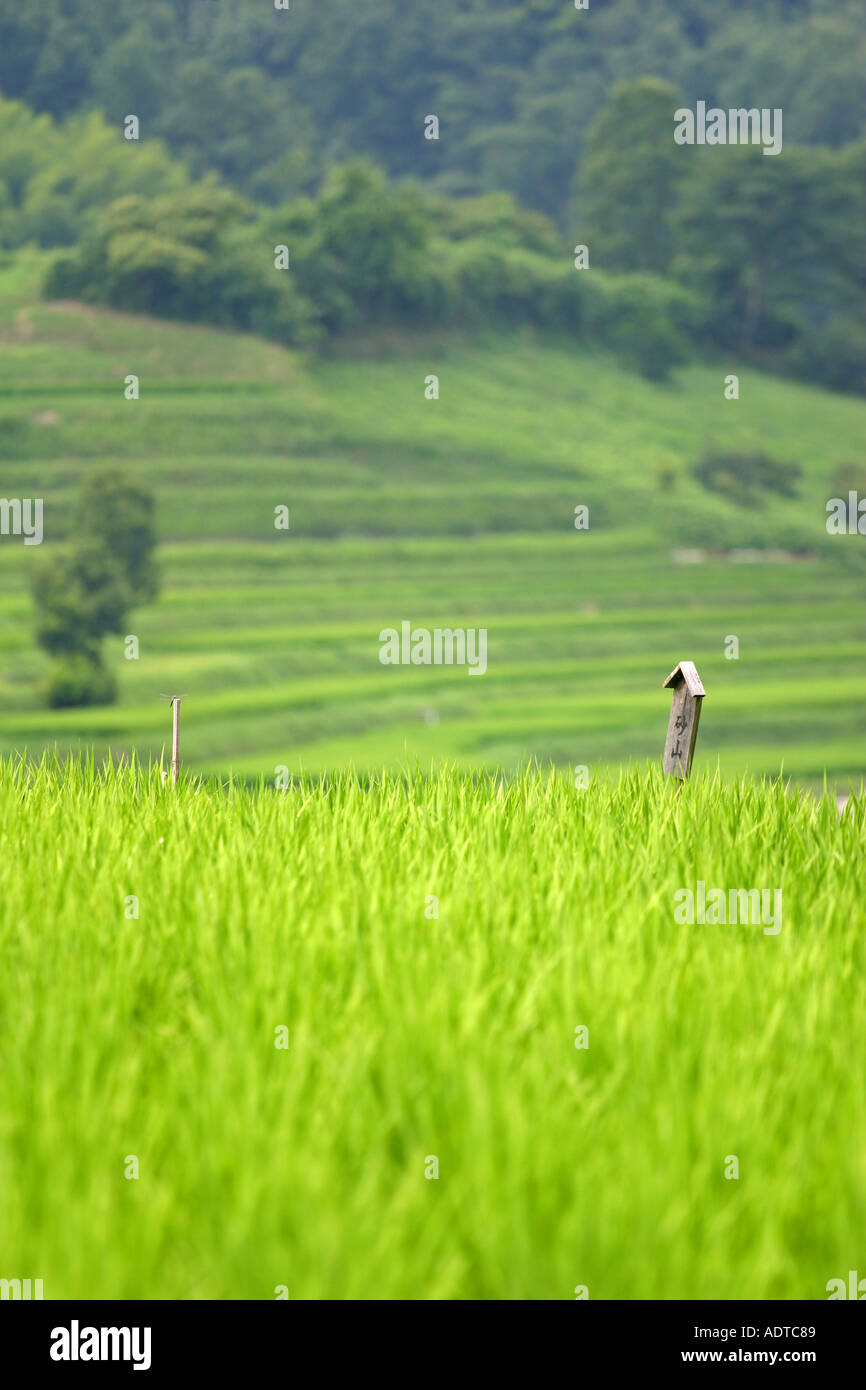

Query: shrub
[
  {"left": 830, "top": 461, "right": 866, "bottom": 498},
  {"left": 655, "top": 460, "right": 677, "bottom": 491},
  {"left": 45, "top": 655, "right": 116, "bottom": 709},
  {"left": 692, "top": 450, "right": 802, "bottom": 505},
  {"left": 582, "top": 274, "right": 697, "bottom": 379},
  {"left": 790, "top": 315, "right": 866, "bottom": 396}
]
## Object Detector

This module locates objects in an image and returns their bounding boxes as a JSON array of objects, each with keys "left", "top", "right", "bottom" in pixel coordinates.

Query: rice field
[{"left": 0, "top": 758, "right": 863, "bottom": 1299}]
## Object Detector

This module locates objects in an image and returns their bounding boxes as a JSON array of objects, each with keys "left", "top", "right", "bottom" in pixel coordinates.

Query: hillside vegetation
[
  {"left": 1, "top": 259, "right": 865, "bottom": 784},
  {"left": 2, "top": 0, "right": 863, "bottom": 220}
]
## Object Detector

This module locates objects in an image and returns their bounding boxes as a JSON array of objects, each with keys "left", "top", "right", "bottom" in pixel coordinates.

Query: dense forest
[
  {"left": 0, "top": 0, "right": 864, "bottom": 390},
  {"left": 1, "top": 0, "right": 864, "bottom": 218}
]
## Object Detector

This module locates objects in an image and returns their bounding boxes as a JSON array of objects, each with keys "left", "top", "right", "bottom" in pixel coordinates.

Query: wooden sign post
[{"left": 662, "top": 661, "right": 706, "bottom": 779}]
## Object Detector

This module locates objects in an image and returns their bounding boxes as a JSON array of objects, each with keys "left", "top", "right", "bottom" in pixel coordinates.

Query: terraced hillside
[{"left": 1, "top": 254, "right": 865, "bottom": 785}]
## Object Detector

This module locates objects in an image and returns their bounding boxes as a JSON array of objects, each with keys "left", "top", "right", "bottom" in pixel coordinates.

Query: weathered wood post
[
  {"left": 662, "top": 661, "right": 706, "bottom": 779},
  {"left": 171, "top": 697, "right": 181, "bottom": 786}
]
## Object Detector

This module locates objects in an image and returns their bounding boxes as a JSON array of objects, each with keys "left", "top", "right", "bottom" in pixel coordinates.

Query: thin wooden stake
[{"left": 171, "top": 697, "right": 181, "bottom": 786}]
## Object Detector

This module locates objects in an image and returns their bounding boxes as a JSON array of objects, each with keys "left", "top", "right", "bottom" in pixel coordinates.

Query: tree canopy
[
  {"left": 0, "top": 0, "right": 863, "bottom": 224},
  {"left": 1, "top": 2, "right": 863, "bottom": 394}
]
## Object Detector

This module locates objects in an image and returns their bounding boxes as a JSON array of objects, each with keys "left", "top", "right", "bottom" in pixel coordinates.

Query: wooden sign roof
[{"left": 662, "top": 661, "right": 706, "bottom": 699}]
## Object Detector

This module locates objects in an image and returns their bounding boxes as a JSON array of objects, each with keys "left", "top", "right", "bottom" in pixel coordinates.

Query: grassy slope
[
  {"left": 1, "top": 252, "right": 865, "bottom": 785},
  {"left": 0, "top": 760, "right": 863, "bottom": 1299}
]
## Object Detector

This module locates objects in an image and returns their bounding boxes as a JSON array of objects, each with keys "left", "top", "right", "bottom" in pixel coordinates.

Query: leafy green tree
[
  {"left": 0, "top": 96, "right": 189, "bottom": 250},
  {"left": 31, "top": 470, "right": 160, "bottom": 708},
  {"left": 33, "top": 539, "right": 129, "bottom": 661},
  {"left": 78, "top": 469, "right": 160, "bottom": 603},
  {"left": 90, "top": 20, "right": 172, "bottom": 129},
  {"left": 575, "top": 79, "right": 686, "bottom": 274},
  {"left": 45, "top": 184, "right": 317, "bottom": 342},
  {"left": 27, "top": 16, "right": 93, "bottom": 118},
  {"left": 673, "top": 145, "right": 838, "bottom": 354},
  {"left": 583, "top": 272, "right": 696, "bottom": 380},
  {"left": 289, "top": 161, "right": 433, "bottom": 330}
]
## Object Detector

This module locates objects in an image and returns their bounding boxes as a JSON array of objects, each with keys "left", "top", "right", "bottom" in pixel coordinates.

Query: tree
[
  {"left": 575, "top": 79, "right": 686, "bottom": 274},
  {"left": 31, "top": 469, "right": 160, "bottom": 708},
  {"left": 78, "top": 468, "right": 160, "bottom": 603},
  {"left": 32, "top": 539, "right": 130, "bottom": 661},
  {"left": 272, "top": 160, "right": 433, "bottom": 334},
  {"left": 44, "top": 185, "right": 316, "bottom": 344},
  {"left": 673, "top": 145, "right": 835, "bottom": 354},
  {"left": 0, "top": 96, "right": 189, "bottom": 250}
]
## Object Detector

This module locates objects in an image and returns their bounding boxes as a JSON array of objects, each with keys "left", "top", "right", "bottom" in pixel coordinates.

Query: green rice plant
[{"left": 0, "top": 756, "right": 863, "bottom": 1299}]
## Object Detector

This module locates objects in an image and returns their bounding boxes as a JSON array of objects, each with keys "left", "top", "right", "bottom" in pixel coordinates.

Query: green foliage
[
  {"left": 672, "top": 141, "right": 865, "bottom": 385},
  {"left": 583, "top": 272, "right": 697, "bottom": 379},
  {"left": 830, "top": 460, "right": 866, "bottom": 500},
  {"left": 0, "top": 758, "right": 864, "bottom": 1296},
  {"left": 576, "top": 79, "right": 686, "bottom": 274},
  {"left": 675, "top": 145, "right": 827, "bottom": 352},
  {"left": 692, "top": 449, "right": 802, "bottom": 505},
  {"left": 78, "top": 468, "right": 160, "bottom": 603},
  {"left": 27, "top": 98, "right": 864, "bottom": 392},
  {"left": 270, "top": 161, "right": 436, "bottom": 335},
  {"left": 44, "top": 654, "right": 117, "bottom": 709},
  {"left": 0, "top": 95, "right": 189, "bottom": 250},
  {"left": 1, "top": 0, "right": 864, "bottom": 226},
  {"left": 1, "top": 11, "right": 864, "bottom": 392},
  {"left": 30, "top": 469, "right": 159, "bottom": 708},
  {"left": 44, "top": 185, "right": 317, "bottom": 345},
  {"left": 791, "top": 314, "right": 866, "bottom": 396},
  {"left": 438, "top": 239, "right": 582, "bottom": 332},
  {"left": 32, "top": 539, "right": 130, "bottom": 661},
  {"left": 41, "top": 160, "right": 704, "bottom": 379}
]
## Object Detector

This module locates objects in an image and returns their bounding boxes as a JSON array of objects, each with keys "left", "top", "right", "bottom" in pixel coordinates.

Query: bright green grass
[
  {"left": 0, "top": 758, "right": 863, "bottom": 1299},
  {"left": 1, "top": 272, "right": 865, "bottom": 784}
]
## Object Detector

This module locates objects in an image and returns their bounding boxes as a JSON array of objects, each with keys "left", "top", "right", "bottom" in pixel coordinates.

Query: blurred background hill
[{"left": 2, "top": 0, "right": 865, "bottom": 218}]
